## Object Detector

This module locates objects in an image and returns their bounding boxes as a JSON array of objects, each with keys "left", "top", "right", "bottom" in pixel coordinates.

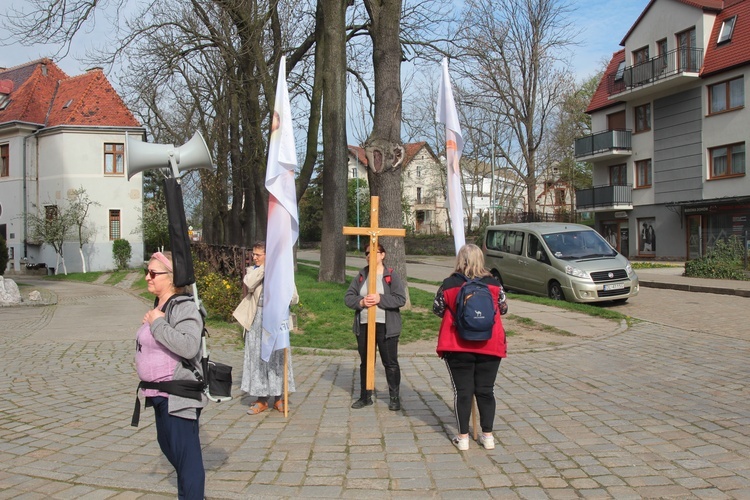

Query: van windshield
[{"left": 542, "top": 230, "right": 618, "bottom": 260}]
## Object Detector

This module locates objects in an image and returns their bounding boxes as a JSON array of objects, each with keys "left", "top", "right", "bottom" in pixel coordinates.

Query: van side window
[
  {"left": 527, "top": 234, "right": 549, "bottom": 264},
  {"left": 506, "top": 231, "right": 524, "bottom": 255},
  {"left": 487, "top": 230, "right": 506, "bottom": 251}
]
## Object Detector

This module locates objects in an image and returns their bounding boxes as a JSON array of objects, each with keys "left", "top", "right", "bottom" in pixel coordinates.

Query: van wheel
[
  {"left": 548, "top": 281, "right": 565, "bottom": 301},
  {"left": 491, "top": 270, "right": 506, "bottom": 291}
]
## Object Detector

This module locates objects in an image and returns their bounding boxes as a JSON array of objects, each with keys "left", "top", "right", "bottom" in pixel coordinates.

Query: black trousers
[
  {"left": 357, "top": 323, "right": 400, "bottom": 398},
  {"left": 444, "top": 352, "right": 502, "bottom": 434}
]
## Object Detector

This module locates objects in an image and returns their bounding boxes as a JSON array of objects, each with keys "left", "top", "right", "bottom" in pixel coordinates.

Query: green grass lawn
[
  {"left": 38, "top": 262, "right": 630, "bottom": 350},
  {"left": 290, "top": 264, "right": 441, "bottom": 350}
]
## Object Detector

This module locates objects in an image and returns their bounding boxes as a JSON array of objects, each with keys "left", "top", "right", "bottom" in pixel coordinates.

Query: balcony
[
  {"left": 606, "top": 47, "right": 703, "bottom": 101},
  {"left": 575, "top": 129, "right": 632, "bottom": 161},
  {"left": 576, "top": 184, "right": 633, "bottom": 212}
]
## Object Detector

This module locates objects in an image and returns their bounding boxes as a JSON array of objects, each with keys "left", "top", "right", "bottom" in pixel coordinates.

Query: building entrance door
[{"left": 687, "top": 215, "right": 703, "bottom": 259}]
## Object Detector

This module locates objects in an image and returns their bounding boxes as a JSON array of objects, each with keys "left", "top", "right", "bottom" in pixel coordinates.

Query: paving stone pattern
[{"left": 1, "top": 279, "right": 749, "bottom": 499}]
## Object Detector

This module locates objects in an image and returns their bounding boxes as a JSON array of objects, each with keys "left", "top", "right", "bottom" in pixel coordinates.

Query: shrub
[
  {"left": 112, "top": 239, "right": 132, "bottom": 270},
  {"left": 0, "top": 236, "right": 8, "bottom": 275},
  {"left": 684, "top": 236, "right": 749, "bottom": 280},
  {"left": 194, "top": 260, "right": 242, "bottom": 322}
]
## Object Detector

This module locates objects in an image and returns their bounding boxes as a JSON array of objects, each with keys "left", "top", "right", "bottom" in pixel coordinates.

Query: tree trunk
[
  {"left": 318, "top": 0, "right": 349, "bottom": 283},
  {"left": 363, "top": 0, "right": 410, "bottom": 304}
]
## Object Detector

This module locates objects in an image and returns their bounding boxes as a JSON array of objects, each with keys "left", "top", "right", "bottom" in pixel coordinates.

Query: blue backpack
[{"left": 449, "top": 274, "right": 497, "bottom": 341}]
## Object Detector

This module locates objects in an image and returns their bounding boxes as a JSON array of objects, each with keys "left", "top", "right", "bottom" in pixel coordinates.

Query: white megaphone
[{"left": 126, "top": 131, "right": 213, "bottom": 180}]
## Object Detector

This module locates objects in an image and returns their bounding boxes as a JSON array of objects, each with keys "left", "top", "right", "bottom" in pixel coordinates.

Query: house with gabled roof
[
  {"left": 0, "top": 59, "right": 145, "bottom": 273},
  {"left": 347, "top": 142, "right": 528, "bottom": 235},
  {"left": 575, "top": 0, "right": 750, "bottom": 260},
  {"left": 348, "top": 142, "right": 451, "bottom": 234}
]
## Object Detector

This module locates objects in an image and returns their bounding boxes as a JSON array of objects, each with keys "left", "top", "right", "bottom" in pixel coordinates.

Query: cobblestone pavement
[{"left": 1, "top": 279, "right": 750, "bottom": 499}]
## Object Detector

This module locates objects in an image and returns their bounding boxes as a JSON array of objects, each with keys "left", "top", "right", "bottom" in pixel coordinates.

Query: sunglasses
[{"left": 144, "top": 269, "right": 170, "bottom": 279}]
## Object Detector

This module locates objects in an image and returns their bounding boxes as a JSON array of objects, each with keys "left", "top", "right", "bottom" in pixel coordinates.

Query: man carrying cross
[{"left": 343, "top": 197, "right": 407, "bottom": 411}]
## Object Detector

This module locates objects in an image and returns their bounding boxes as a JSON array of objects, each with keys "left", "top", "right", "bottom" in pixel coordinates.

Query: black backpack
[{"left": 449, "top": 274, "right": 497, "bottom": 341}]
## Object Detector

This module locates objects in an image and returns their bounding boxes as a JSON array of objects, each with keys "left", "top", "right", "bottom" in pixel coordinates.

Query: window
[
  {"left": 710, "top": 143, "right": 745, "bottom": 179},
  {"left": 486, "top": 230, "right": 506, "bottom": 251},
  {"left": 416, "top": 187, "right": 422, "bottom": 204},
  {"left": 614, "top": 61, "right": 626, "bottom": 81},
  {"left": 633, "top": 46, "right": 649, "bottom": 65},
  {"left": 416, "top": 166, "right": 421, "bottom": 178},
  {"left": 0, "top": 144, "right": 8, "bottom": 177},
  {"left": 104, "top": 143, "right": 124, "bottom": 175},
  {"left": 351, "top": 167, "right": 357, "bottom": 178},
  {"left": 635, "top": 103, "right": 651, "bottom": 133},
  {"left": 708, "top": 77, "right": 744, "bottom": 114},
  {"left": 656, "top": 39, "right": 668, "bottom": 75},
  {"left": 527, "top": 234, "right": 549, "bottom": 263},
  {"left": 554, "top": 189, "right": 566, "bottom": 206},
  {"left": 636, "top": 159, "right": 652, "bottom": 188},
  {"left": 610, "top": 164, "right": 627, "bottom": 185},
  {"left": 677, "top": 28, "right": 698, "bottom": 72},
  {"left": 505, "top": 231, "right": 525, "bottom": 255},
  {"left": 109, "top": 209, "right": 121, "bottom": 240},
  {"left": 718, "top": 16, "right": 737, "bottom": 44},
  {"left": 45, "top": 205, "right": 59, "bottom": 221}
]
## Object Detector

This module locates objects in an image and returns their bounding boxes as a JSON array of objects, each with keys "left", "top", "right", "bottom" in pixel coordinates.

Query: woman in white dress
[{"left": 232, "top": 241, "right": 296, "bottom": 415}]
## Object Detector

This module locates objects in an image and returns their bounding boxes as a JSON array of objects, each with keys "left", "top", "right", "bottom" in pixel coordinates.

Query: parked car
[{"left": 482, "top": 222, "right": 639, "bottom": 303}]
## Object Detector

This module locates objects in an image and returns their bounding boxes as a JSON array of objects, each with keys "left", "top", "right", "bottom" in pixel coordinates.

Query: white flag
[
  {"left": 436, "top": 57, "right": 466, "bottom": 254},
  {"left": 262, "top": 56, "right": 299, "bottom": 362}
]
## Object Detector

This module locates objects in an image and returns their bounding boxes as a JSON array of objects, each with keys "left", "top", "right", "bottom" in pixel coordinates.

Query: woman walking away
[
  {"left": 433, "top": 244, "right": 508, "bottom": 451},
  {"left": 232, "top": 241, "right": 297, "bottom": 415},
  {"left": 344, "top": 243, "right": 407, "bottom": 410},
  {"left": 134, "top": 251, "right": 206, "bottom": 499}
]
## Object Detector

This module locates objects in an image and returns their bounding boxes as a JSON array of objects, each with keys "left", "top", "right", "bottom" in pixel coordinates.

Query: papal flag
[
  {"left": 436, "top": 57, "right": 466, "bottom": 254},
  {"left": 262, "top": 55, "right": 299, "bottom": 362}
]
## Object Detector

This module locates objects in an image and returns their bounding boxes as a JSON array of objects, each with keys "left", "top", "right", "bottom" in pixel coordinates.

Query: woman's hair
[
  {"left": 150, "top": 251, "right": 186, "bottom": 294},
  {"left": 365, "top": 243, "right": 385, "bottom": 255},
  {"left": 454, "top": 244, "right": 490, "bottom": 278}
]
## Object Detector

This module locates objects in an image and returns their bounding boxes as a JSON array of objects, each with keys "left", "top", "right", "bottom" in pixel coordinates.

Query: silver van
[{"left": 482, "top": 222, "right": 639, "bottom": 303}]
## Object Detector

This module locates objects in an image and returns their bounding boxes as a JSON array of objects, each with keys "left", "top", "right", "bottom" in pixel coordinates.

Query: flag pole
[{"left": 283, "top": 348, "right": 289, "bottom": 418}]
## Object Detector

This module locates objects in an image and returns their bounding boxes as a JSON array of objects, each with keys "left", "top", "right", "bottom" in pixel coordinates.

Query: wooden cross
[{"left": 342, "top": 196, "right": 406, "bottom": 390}]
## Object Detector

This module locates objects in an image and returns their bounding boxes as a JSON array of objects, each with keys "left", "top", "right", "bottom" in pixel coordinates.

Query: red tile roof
[
  {"left": 588, "top": 0, "right": 750, "bottom": 114},
  {"left": 701, "top": 0, "right": 750, "bottom": 76},
  {"left": 0, "top": 58, "right": 140, "bottom": 128},
  {"left": 586, "top": 50, "right": 625, "bottom": 114}
]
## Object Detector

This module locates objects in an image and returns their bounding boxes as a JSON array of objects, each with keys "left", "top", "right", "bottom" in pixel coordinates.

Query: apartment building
[{"left": 575, "top": 0, "right": 750, "bottom": 260}]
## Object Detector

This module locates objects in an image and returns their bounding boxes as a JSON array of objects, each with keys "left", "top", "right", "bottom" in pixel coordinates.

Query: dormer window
[
  {"left": 614, "top": 61, "right": 626, "bottom": 81},
  {"left": 0, "top": 94, "right": 10, "bottom": 110},
  {"left": 718, "top": 16, "right": 737, "bottom": 44},
  {"left": 62, "top": 99, "right": 73, "bottom": 109}
]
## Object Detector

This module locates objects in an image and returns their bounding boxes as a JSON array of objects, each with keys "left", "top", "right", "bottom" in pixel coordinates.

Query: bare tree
[
  {"left": 27, "top": 203, "right": 71, "bottom": 275},
  {"left": 68, "top": 187, "right": 100, "bottom": 273},
  {"left": 455, "top": 0, "right": 578, "bottom": 215},
  {"left": 317, "top": 0, "right": 349, "bottom": 283}
]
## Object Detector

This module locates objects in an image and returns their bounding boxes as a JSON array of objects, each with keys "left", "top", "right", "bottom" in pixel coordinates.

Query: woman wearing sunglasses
[
  {"left": 134, "top": 251, "right": 206, "bottom": 499},
  {"left": 344, "top": 243, "right": 406, "bottom": 411}
]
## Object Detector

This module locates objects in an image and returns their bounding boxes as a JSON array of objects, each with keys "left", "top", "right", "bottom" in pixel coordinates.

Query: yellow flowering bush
[{"left": 194, "top": 260, "right": 243, "bottom": 321}]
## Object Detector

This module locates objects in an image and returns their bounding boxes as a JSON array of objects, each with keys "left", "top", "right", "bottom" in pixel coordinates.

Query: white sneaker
[
  {"left": 478, "top": 433, "right": 495, "bottom": 450},
  {"left": 452, "top": 435, "right": 469, "bottom": 451}
]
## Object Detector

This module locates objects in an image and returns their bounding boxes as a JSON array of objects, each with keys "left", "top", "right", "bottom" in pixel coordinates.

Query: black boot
[
  {"left": 351, "top": 391, "right": 373, "bottom": 409},
  {"left": 388, "top": 396, "right": 401, "bottom": 411}
]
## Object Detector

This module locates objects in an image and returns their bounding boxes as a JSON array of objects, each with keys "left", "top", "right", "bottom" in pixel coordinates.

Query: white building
[{"left": 0, "top": 59, "right": 145, "bottom": 273}]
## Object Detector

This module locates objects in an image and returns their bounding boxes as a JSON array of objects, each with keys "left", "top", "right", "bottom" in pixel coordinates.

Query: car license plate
[{"left": 603, "top": 283, "right": 625, "bottom": 291}]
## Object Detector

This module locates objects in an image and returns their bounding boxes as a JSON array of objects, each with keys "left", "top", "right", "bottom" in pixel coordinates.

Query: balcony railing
[
  {"left": 575, "top": 129, "right": 632, "bottom": 159},
  {"left": 607, "top": 47, "right": 703, "bottom": 95},
  {"left": 576, "top": 184, "right": 632, "bottom": 211}
]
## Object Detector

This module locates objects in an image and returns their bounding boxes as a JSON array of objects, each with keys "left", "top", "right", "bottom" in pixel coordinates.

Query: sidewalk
[{"left": 3, "top": 270, "right": 750, "bottom": 498}]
